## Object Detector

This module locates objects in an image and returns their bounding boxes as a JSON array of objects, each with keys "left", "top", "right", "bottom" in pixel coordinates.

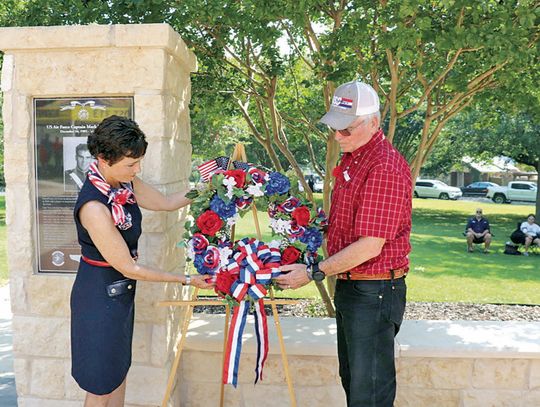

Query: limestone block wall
[
  {"left": 180, "top": 317, "right": 540, "bottom": 407},
  {"left": 0, "top": 24, "right": 196, "bottom": 407}
]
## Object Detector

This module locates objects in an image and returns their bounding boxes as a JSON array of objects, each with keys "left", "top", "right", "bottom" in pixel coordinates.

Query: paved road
[{"left": 0, "top": 284, "right": 17, "bottom": 407}]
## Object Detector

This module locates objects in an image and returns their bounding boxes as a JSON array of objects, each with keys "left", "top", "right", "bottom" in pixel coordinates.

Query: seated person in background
[
  {"left": 466, "top": 208, "right": 492, "bottom": 253},
  {"left": 521, "top": 214, "right": 540, "bottom": 256}
]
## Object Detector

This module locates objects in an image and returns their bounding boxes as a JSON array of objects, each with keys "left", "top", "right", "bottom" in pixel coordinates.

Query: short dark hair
[
  {"left": 528, "top": 214, "right": 536, "bottom": 220},
  {"left": 88, "top": 115, "right": 148, "bottom": 165},
  {"left": 75, "top": 143, "right": 89, "bottom": 155}
]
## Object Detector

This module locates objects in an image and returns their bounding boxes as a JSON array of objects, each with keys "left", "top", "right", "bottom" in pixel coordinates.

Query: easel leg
[
  {"left": 161, "top": 287, "right": 200, "bottom": 407},
  {"left": 219, "top": 304, "right": 231, "bottom": 407},
  {"left": 269, "top": 288, "right": 297, "bottom": 407}
]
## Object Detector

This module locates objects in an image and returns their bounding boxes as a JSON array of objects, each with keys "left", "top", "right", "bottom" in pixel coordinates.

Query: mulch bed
[{"left": 193, "top": 298, "right": 540, "bottom": 321}]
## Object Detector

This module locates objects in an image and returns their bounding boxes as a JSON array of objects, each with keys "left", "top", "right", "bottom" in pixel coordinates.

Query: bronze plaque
[{"left": 34, "top": 97, "right": 134, "bottom": 273}]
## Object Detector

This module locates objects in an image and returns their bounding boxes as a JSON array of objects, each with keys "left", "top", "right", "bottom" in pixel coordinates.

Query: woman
[
  {"left": 521, "top": 214, "right": 540, "bottom": 256},
  {"left": 70, "top": 115, "right": 213, "bottom": 406}
]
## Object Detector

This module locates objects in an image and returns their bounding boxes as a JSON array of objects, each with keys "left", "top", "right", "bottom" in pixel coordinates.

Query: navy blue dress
[{"left": 70, "top": 178, "right": 142, "bottom": 395}]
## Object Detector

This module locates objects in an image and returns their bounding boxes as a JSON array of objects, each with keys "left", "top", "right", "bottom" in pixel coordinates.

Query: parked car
[
  {"left": 313, "top": 177, "right": 323, "bottom": 193},
  {"left": 460, "top": 181, "right": 500, "bottom": 197},
  {"left": 486, "top": 181, "right": 537, "bottom": 204},
  {"left": 305, "top": 175, "right": 324, "bottom": 192},
  {"left": 414, "top": 179, "right": 463, "bottom": 200}
]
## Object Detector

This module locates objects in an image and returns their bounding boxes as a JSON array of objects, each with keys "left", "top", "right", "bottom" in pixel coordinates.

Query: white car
[
  {"left": 486, "top": 181, "right": 537, "bottom": 204},
  {"left": 414, "top": 179, "right": 463, "bottom": 200},
  {"left": 313, "top": 177, "right": 324, "bottom": 193}
]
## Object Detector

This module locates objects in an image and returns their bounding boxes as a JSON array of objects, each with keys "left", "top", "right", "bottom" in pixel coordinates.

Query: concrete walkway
[{"left": 0, "top": 284, "right": 17, "bottom": 406}]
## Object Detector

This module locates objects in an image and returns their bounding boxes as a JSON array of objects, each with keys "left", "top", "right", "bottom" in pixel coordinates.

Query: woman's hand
[{"left": 188, "top": 274, "right": 215, "bottom": 289}]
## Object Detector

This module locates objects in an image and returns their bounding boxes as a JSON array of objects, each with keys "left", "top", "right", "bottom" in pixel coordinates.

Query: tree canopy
[{"left": 1, "top": 0, "right": 538, "bottom": 310}]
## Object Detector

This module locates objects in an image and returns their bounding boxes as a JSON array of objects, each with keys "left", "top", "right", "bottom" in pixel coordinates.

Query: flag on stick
[{"left": 197, "top": 156, "right": 230, "bottom": 181}]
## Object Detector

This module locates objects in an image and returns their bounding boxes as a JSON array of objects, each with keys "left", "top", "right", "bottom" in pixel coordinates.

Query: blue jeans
[{"left": 334, "top": 277, "right": 407, "bottom": 407}]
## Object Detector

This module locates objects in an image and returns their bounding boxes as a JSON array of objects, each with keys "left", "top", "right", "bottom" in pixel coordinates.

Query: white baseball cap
[{"left": 319, "top": 81, "right": 380, "bottom": 130}]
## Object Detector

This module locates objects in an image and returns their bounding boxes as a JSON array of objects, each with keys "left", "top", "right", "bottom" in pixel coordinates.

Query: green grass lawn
[
  {"left": 408, "top": 199, "right": 539, "bottom": 304},
  {"left": 232, "top": 197, "right": 540, "bottom": 304},
  {"left": 0, "top": 195, "right": 538, "bottom": 304}
]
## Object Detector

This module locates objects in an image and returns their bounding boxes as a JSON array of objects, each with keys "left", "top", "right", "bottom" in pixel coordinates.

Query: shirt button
[
  {"left": 111, "top": 288, "right": 117, "bottom": 294},
  {"left": 128, "top": 285, "right": 133, "bottom": 290},
  {"left": 378, "top": 295, "right": 383, "bottom": 299}
]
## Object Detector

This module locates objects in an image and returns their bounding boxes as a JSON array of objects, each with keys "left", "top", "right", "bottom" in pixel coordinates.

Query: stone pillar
[{"left": 0, "top": 24, "right": 196, "bottom": 406}]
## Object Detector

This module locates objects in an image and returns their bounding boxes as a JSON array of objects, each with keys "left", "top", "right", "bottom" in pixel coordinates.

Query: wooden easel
[{"left": 158, "top": 144, "right": 298, "bottom": 407}]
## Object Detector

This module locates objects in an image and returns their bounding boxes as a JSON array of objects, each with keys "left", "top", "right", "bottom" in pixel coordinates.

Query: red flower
[
  {"left": 113, "top": 189, "right": 131, "bottom": 205},
  {"left": 192, "top": 233, "right": 209, "bottom": 254},
  {"left": 224, "top": 169, "right": 246, "bottom": 188},
  {"left": 248, "top": 168, "right": 267, "bottom": 184},
  {"left": 215, "top": 270, "right": 238, "bottom": 297},
  {"left": 281, "top": 246, "right": 301, "bottom": 265},
  {"left": 202, "top": 247, "right": 220, "bottom": 271},
  {"left": 278, "top": 197, "right": 300, "bottom": 213},
  {"left": 196, "top": 210, "right": 224, "bottom": 236},
  {"left": 332, "top": 165, "right": 343, "bottom": 181},
  {"left": 292, "top": 206, "right": 311, "bottom": 227}
]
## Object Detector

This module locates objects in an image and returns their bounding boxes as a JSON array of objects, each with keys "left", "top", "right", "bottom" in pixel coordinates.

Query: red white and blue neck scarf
[{"left": 87, "top": 161, "right": 136, "bottom": 230}]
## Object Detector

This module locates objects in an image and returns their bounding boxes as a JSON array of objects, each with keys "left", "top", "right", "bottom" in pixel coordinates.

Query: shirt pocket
[{"left": 333, "top": 182, "right": 358, "bottom": 234}]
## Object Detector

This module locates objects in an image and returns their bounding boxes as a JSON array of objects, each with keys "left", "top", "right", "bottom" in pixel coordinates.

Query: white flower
[
  {"left": 218, "top": 246, "right": 233, "bottom": 268},
  {"left": 226, "top": 213, "right": 239, "bottom": 227},
  {"left": 246, "top": 184, "right": 264, "bottom": 197},
  {"left": 267, "top": 240, "right": 282, "bottom": 250},
  {"left": 269, "top": 218, "right": 290, "bottom": 234},
  {"left": 223, "top": 176, "right": 237, "bottom": 188},
  {"left": 196, "top": 182, "right": 208, "bottom": 192},
  {"left": 186, "top": 239, "right": 195, "bottom": 260},
  {"left": 223, "top": 177, "right": 236, "bottom": 200}
]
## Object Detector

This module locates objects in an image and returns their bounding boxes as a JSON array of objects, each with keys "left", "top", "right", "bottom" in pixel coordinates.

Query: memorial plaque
[{"left": 34, "top": 97, "right": 134, "bottom": 273}]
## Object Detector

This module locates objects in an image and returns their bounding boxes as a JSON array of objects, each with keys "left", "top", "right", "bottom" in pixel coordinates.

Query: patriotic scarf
[
  {"left": 222, "top": 238, "right": 281, "bottom": 387},
  {"left": 87, "top": 161, "right": 136, "bottom": 230}
]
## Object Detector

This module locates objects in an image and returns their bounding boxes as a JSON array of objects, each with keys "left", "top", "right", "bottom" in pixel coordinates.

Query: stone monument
[{"left": 0, "top": 23, "right": 196, "bottom": 406}]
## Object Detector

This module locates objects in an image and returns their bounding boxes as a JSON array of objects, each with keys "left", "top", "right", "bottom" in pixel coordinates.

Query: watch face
[{"left": 313, "top": 270, "right": 325, "bottom": 282}]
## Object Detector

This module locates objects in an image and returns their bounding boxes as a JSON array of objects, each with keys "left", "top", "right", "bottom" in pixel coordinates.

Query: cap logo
[{"left": 332, "top": 96, "right": 353, "bottom": 109}]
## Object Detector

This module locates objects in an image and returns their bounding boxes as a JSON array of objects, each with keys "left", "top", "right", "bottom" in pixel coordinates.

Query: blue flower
[
  {"left": 193, "top": 254, "right": 205, "bottom": 273},
  {"left": 299, "top": 227, "right": 323, "bottom": 252},
  {"left": 210, "top": 195, "right": 237, "bottom": 219},
  {"left": 265, "top": 172, "right": 290, "bottom": 195}
]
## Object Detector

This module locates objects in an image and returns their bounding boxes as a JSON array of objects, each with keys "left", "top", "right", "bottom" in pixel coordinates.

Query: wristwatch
[
  {"left": 184, "top": 275, "right": 191, "bottom": 286},
  {"left": 307, "top": 262, "right": 326, "bottom": 282}
]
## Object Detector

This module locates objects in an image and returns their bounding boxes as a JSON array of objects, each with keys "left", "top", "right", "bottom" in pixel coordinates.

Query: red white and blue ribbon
[
  {"left": 222, "top": 238, "right": 281, "bottom": 386},
  {"left": 87, "top": 161, "right": 136, "bottom": 230}
]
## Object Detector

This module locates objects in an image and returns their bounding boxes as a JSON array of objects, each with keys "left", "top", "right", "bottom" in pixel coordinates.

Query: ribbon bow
[{"left": 223, "top": 238, "right": 281, "bottom": 387}]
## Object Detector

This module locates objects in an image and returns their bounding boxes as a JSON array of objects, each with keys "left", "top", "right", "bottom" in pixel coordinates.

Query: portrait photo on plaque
[
  {"left": 63, "top": 137, "right": 95, "bottom": 193},
  {"left": 34, "top": 97, "right": 134, "bottom": 273}
]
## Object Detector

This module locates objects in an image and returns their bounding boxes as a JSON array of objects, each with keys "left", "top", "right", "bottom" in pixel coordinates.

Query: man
[
  {"left": 64, "top": 143, "right": 94, "bottom": 192},
  {"left": 521, "top": 214, "right": 540, "bottom": 256},
  {"left": 465, "top": 208, "right": 492, "bottom": 253},
  {"left": 276, "top": 81, "right": 411, "bottom": 407}
]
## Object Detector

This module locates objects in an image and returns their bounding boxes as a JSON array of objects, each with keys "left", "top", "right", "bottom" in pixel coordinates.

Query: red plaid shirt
[{"left": 327, "top": 130, "right": 412, "bottom": 276}]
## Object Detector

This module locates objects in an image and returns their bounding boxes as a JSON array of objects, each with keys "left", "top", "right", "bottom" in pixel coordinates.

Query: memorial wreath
[{"left": 183, "top": 158, "right": 327, "bottom": 386}]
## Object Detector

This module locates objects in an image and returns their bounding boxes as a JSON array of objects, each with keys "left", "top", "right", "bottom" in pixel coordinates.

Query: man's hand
[{"left": 275, "top": 263, "right": 311, "bottom": 290}]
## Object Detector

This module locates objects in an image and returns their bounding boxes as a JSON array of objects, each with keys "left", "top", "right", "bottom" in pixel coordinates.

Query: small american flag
[
  {"left": 233, "top": 161, "right": 253, "bottom": 171},
  {"left": 197, "top": 156, "right": 229, "bottom": 181}
]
